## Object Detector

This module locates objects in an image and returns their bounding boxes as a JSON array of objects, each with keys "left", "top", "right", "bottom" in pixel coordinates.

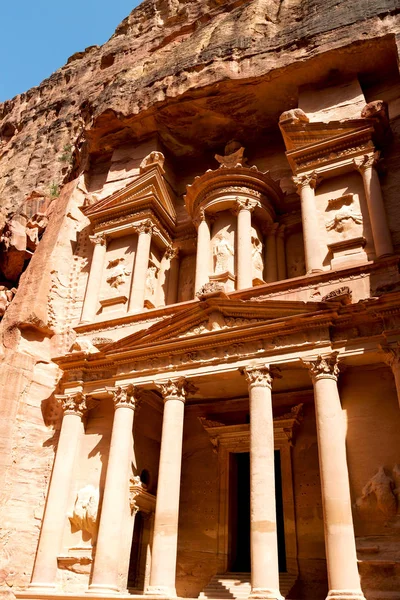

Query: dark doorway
[
  {"left": 229, "top": 451, "right": 286, "bottom": 573},
  {"left": 127, "top": 511, "right": 143, "bottom": 589}
]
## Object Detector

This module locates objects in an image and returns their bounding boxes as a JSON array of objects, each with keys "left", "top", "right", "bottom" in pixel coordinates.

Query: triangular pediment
[
  {"left": 103, "top": 297, "right": 334, "bottom": 356},
  {"left": 83, "top": 165, "right": 177, "bottom": 225}
]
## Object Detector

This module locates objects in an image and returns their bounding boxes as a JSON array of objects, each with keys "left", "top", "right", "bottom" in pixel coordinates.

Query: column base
[
  {"left": 327, "top": 591, "right": 366, "bottom": 600},
  {"left": 145, "top": 585, "right": 177, "bottom": 597},
  {"left": 249, "top": 588, "right": 283, "bottom": 600},
  {"left": 87, "top": 584, "right": 120, "bottom": 595},
  {"left": 27, "top": 583, "right": 57, "bottom": 591}
]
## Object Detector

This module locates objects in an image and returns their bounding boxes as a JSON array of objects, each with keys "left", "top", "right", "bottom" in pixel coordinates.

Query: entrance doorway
[{"left": 228, "top": 451, "right": 286, "bottom": 573}]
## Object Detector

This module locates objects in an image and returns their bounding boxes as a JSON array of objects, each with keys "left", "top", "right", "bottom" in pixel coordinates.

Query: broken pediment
[
  {"left": 278, "top": 115, "right": 377, "bottom": 174},
  {"left": 83, "top": 159, "right": 177, "bottom": 228},
  {"left": 102, "top": 297, "right": 335, "bottom": 356}
]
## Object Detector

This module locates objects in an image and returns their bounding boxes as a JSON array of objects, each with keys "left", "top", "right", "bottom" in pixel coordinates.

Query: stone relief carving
[
  {"left": 70, "top": 337, "right": 100, "bottom": 354},
  {"left": 145, "top": 264, "right": 159, "bottom": 301},
  {"left": 322, "top": 286, "right": 352, "bottom": 304},
  {"left": 196, "top": 281, "right": 225, "bottom": 299},
  {"left": 355, "top": 466, "right": 400, "bottom": 520},
  {"left": 213, "top": 231, "right": 234, "bottom": 274},
  {"left": 279, "top": 108, "right": 309, "bottom": 125},
  {"left": 251, "top": 235, "right": 263, "bottom": 279},
  {"left": 325, "top": 204, "right": 363, "bottom": 234},
  {"left": 139, "top": 151, "right": 165, "bottom": 173},
  {"left": 68, "top": 485, "right": 99, "bottom": 537},
  {"left": 106, "top": 257, "right": 131, "bottom": 289},
  {"left": 215, "top": 140, "right": 247, "bottom": 168}
]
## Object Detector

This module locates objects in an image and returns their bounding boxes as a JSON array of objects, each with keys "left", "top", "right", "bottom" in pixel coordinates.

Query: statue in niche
[
  {"left": 68, "top": 485, "right": 99, "bottom": 538},
  {"left": 251, "top": 236, "right": 263, "bottom": 277},
  {"left": 213, "top": 232, "right": 234, "bottom": 274},
  {"left": 106, "top": 257, "right": 131, "bottom": 289},
  {"left": 145, "top": 265, "right": 159, "bottom": 300}
]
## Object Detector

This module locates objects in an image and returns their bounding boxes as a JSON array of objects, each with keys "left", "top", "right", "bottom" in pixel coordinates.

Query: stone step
[{"left": 199, "top": 572, "right": 297, "bottom": 600}]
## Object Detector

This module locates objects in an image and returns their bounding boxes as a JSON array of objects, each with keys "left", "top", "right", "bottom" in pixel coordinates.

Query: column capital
[
  {"left": 156, "top": 377, "right": 198, "bottom": 403},
  {"left": 193, "top": 207, "right": 209, "bottom": 228},
  {"left": 106, "top": 384, "right": 141, "bottom": 410},
  {"left": 134, "top": 219, "right": 157, "bottom": 236},
  {"left": 293, "top": 171, "right": 321, "bottom": 192},
  {"left": 353, "top": 151, "right": 380, "bottom": 173},
  {"left": 240, "top": 365, "right": 281, "bottom": 389},
  {"left": 276, "top": 224, "right": 286, "bottom": 238},
  {"left": 89, "top": 232, "right": 107, "bottom": 246},
  {"left": 56, "top": 391, "right": 95, "bottom": 417},
  {"left": 303, "top": 352, "right": 340, "bottom": 382},
  {"left": 381, "top": 343, "right": 400, "bottom": 368},
  {"left": 234, "top": 197, "right": 259, "bottom": 214},
  {"left": 164, "top": 245, "right": 179, "bottom": 261}
]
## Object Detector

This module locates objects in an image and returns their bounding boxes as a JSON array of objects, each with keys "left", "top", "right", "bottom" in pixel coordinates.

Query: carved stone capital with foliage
[
  {"left": 56, "top": 391, "right": 93, "bottom": 417},
  {"left": 381, "top": 344, "right": 400, "bottom": 369},
  {"left": 303, "top": 352, "right": 340, "bottom": 382},
  {"left": 106, "top": 384, "right": 141, "bottom": 410},
  {"left": 134, "top": 219, "right": 156, "bottom": 236},
  {"left": 156, "top": 377, "right": 198, "bottom": 403},
  {"left": 89, "top": 232, "right": 107, "bottom": 246},
  {"left": 164, "top": 246, "right": 179, "bottom": 261},
  {"left": 353, "top": 151, "right": 380, "bottom": 173},
  {"left": 234, "top": 197, "right": 258, "bottom": 214},
  {"left": 241, "top": 365, "right": 281, "bottom": 389},
  {"left": 293, "top": 171, "right": 320, "bottom": 192}
]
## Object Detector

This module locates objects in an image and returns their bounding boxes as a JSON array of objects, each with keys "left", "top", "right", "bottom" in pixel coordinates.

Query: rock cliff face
[{"left": 1, "top": 0, "right": 399, "bottom": 216}]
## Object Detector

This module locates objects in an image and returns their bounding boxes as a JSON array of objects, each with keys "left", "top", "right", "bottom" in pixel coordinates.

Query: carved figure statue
[
  {"left": 106, "top": 257, "right": 131, "bottom": 289},
  {"left": 213, "top": 232, "right": 234, "bottom": 274},
  {"left": 139, "top": 151, "right": 165, "bottom": 173},
  {"left": 145, "top": 265, "right": 158, "bottom": 299},
  {"left": 251, "top": 235, "right": 263, "bottom": 276},
  {"left": 68, "top": 485, "right": 99, "bottom": 537},
  {"left": 355, "top": 466, "right": 397, "bottom": 519},
  {"left": 326, "top": 205, "right": 363, "bottom": 234}
]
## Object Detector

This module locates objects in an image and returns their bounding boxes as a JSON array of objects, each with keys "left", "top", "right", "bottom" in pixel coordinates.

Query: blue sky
[{"left": 0, "top": 0, "right": 141, "bottom": 103}]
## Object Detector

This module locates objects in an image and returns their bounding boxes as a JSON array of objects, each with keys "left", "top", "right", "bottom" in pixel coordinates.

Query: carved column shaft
[
  {"left": 166, "top": 248, "right": 180, "bottom": 306},
  {"left": 89, "top": 386, "right": 140, "bottom": 594},
  {"left": 194, "top": 212, "right": 211, "bottom": 295},
  {"left": 147, "top": 378, "right": 197, "bottom": 597},
  {"left": 81, "top": 234, "right": 107, "bottom": 323},
  {"left": 276, "top": 225, "right": 287, "bottom": 281},
  {"left": 242, "top": 367, "right": 282, "bottom": 600},
  {"left": 236, "top": 199, "right": 256, "bottom": 290},
  {"left": 129, "top": 221, "right": 153, "bottom": 312},
  {"left": 355, "top": 155, "right": 393, "bottom": 258},
  {"left": 30, "top": 393, "right": 88, "bottom": 589},
  {"left": 264, "top": 225, "right": 277, "bottom": 283},
  {"left": 294, "top": 174, "right": 323, "bottom": 273},
  {"left": 306, "top": 354, "right": 365, "bottom": 600}
]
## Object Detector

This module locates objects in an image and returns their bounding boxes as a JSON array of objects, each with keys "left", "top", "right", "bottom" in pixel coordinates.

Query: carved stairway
[{"left": 199, "top": 573, "right": 297, "bottom": 599}]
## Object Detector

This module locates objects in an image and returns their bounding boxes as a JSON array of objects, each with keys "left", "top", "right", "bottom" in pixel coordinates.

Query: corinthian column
[
  {"left": 241, "top": 366, "right": 283, "bottom": 600},
  {"left": 29, "top": 393, "right": 92, "bottom": 590},
  {"left": 293, "top": 173, "right": 323, "bottom": 273},
  {"left": 194, "top": 209, "right": 211, "bottom": 295},
  {"left": 236, "top": 198, "right": 257, "bottom": 290},
  {"left": 354, "top": 153, "right": 393, "bottom": 258},
  {"left": 304, "top": 353, "right": 365, "bottom": 600},
  {"left": 146, "top": 378, "right": 197, "bottom": 597},
  {"left": 166, "top": 247, "right": 180, "bottom": 306},
  {"left": 264, "top": 224, "right": 278, "bottom": 283},
  {"left": 89, "top": 385, "right": 141, "bottom": 594},
  {"left": 80, "top": 233, "right": 107, "bottom": 323},
  {"left": 381, "top": 344, "right": 400, "bottom": 409},
  {"left": 128, "top": 220, "right": 154, "bottom": 313},
  {"left": 276, "top": 225, "right": 287, "bottom": 281}
]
